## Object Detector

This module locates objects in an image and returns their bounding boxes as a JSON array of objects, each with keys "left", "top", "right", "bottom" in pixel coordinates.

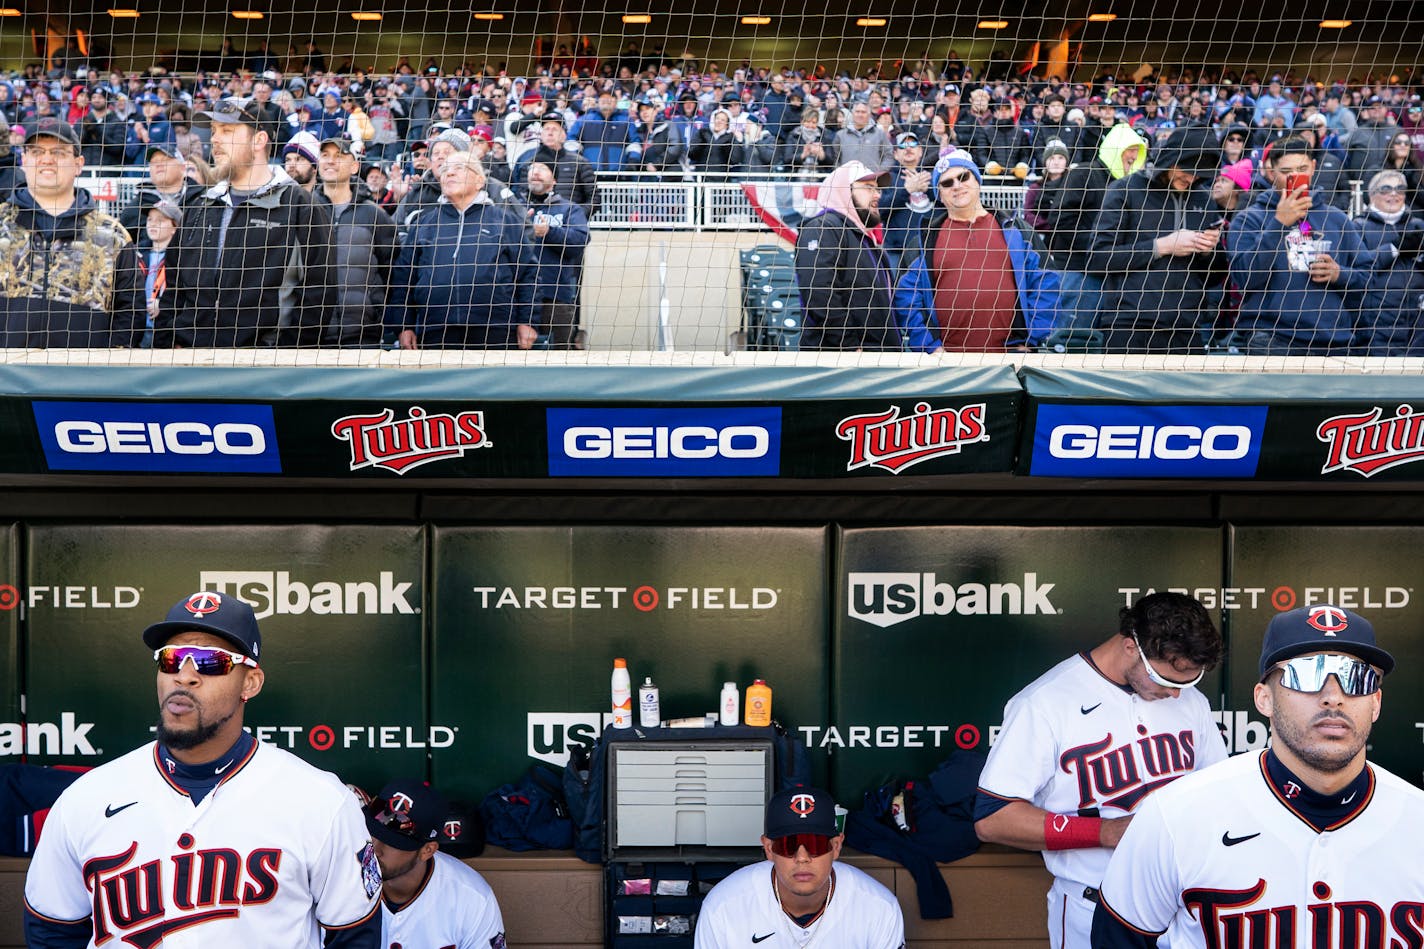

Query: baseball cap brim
[
  {"left": 141, "top": 619, "right": 252, "bottom": 657},
  {"left": 1261, "top": 639, "right": 1395, "bottom": 678}
]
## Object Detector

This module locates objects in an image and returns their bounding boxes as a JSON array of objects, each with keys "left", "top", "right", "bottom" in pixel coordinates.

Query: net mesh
[{"left": 0, "top": 5, "right": 1420, "bottom": 370}]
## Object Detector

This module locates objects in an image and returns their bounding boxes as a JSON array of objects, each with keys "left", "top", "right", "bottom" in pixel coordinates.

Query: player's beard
[
  {"left": 156, "top": 691, "right": 238, "bottom": 751},
  {"left": 1274, "top": 709, "right": 1371, "bottom": 773},
  {"left": 377, "top": 848, "right": 422, "bottom": 883}
]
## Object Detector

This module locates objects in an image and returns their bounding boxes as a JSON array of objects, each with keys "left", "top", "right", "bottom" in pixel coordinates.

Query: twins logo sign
[{"left": 836, "top": 402, "right": 989, "bottom": 474}]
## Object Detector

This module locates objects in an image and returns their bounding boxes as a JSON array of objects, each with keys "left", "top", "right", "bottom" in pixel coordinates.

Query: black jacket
[
  {"left": 157, "top": 169, "right": 335, "bottom": 347},
  {"left": 315, "top": 181, "right": 398, "bottom": 345},
  {"left": 794, "top": 209, "right": 900, "bottom": 351},
  {"left": 79, "top": 110, "right": 127, "bottom": 167},
  {"left": 118, "top": 181, "right": 207, "bottom": 243},
  {"left": 1037, "top": 159, "right": 1112, "bottom": 273},
  {"left": 1357, "top": 208, "right": 1424, "bottom": 356}
]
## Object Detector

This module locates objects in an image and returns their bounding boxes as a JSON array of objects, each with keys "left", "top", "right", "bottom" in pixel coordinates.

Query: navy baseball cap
[
  {"left": 365, "top": 779, "right": 447, "bottom": 851},
  {"left": 1258, "top": 605, "right": 1395, "bottom": 678},
  {"left": 24, "top": 118, "right": 80, "bottom": 148},
  {"left": 142, "top": 591, "right": 263, "bottom": 661},
  {"left": 145, "top": 141, "right": 180, "bottom": 161},
  {"left": 765, "top": 786, "right": 838, "bottom": 839},
  {"left": 437, "top": 799, "right": 486, "bottom": 858}
]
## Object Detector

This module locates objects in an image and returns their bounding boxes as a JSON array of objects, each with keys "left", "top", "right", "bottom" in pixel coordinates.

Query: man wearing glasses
[
  {"left": 363, "top": 779, "right": 506, "bottom": 948},
  {"left": 974, "top": 593, "right": 1226, "bottom": 949},
  {"left": 0, "top": 117, "right": 143, "bottom": 347},
  {"left": 695, "top": 786, "right": 905, "bottom": 948},
  {"left": 24, "top": 592, "right": 381, "bottom": 947},
  {"left": 1092, "top": 605, "right": 1424, "bottom": 948}
]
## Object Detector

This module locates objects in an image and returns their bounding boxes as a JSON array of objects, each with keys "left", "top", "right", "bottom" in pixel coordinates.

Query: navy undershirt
[
  {"left": 1262, "top": 747, "right": 1372, "bottom": 832},
  {"left": 155, "top": 731, "right": 256, "bottom": 805}
]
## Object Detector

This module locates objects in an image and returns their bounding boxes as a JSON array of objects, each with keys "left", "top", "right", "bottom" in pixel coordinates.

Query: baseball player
[
  {"left": 694, "top": 786, "right": 905, "bottom": 949},
  {"left": 23, "top": 591, "right": 381, "bottom": 948},
  {"left": 974, "top": 592, "right": 1227, "bottom": 949},
  {"left": 1093, "top": 604, "right": 1424, "bottom": 948},
  {"left": 365, "top": 777, "right": 506, "bottom": 949}
]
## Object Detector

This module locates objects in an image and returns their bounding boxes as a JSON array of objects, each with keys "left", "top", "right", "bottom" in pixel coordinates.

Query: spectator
[
  {"left": 277, "top": 130, "right": 318, "bottom": 192},
  {"left": 1226, "top": 136, "right": 1370, "bottom": 355},
  {"left": 836, "top": 102, "right": 893, "bottom": 172},
  {"left": 878, "top": 131, "right": 934, "bottom": 273},
  {"left": 1029, "top": 95, "right": 1079, "bottom": 168},
  {"left": 953, "top": 88, "right": 994, "bottom": 158},
  {"left": 343, "top": 93, "right": 375, "bottom": 155},
  {"left": 0, "top": 126, "right": 20, "bottom": 199},
  {"left": 982, "top": 98, "right": 1029, "bottom": 178},
  {"left": 1356, "top": 170, "right": 1424, "bottom": 355},
  {"left": 1294, "top": 116, "right": 1351, "bottom": 211},
  {"left": 1371, "top": 131, "right": 1424, "bottom": 209},
  {"left": 894, "top": 149, "right": 1060, "bottom": 352},
  {"left": 364, "top": 82, "right": 405, "bottom": 162},
  {"left": 1213, "top": 159, "right": 1255, "bottom": 217},
  {"left": 573, "top": 90, "right": 633, "bottom": 173},
  {"left": 119, "top": 142, "right": 205, "bottom": 236},
  {"left": 159, "top": 99, "right": 334, "bottom": 347},
  {"left": 0, "top": 119, "right": 142, "bottom": 347},
  {"left": 1089, "top": 125, "right": 1226, "bottom": 353},
  {"left": 779, "top": 109, "right": 837, "bottom": 177},
  {"left": 125, "top": 95, "right": 174, "bottom": 166},
  {"left": 1346, "top": 95, "right": 1397, "bottom": 179},
  {"left": 522, "top": 160, "right": 591, "bottom": 349},
  {"left": 78, "top": 89, "right": 125, "bottom": 167},
  {"left": 247, "top": 80, "right": 284, "bottom": 140},
  {"left": 628, "top": 98, "right": 675, "bottom": 175},
  {"left": 393, "top": 127, "right": 470, "bottom": 235},
  {"left": 387, "top": 153, "right": 537, "bottom": 350},
  {"left": 1220, "top": 124, "right": 1251, "bottom": 166},
  {"left": 666, "top": 93, "right": 704, "bottom": 172},
  {"left": 1402, "top": 101, "right": 1424, "bottom": 163},
  {"left": 315, "top": 138, "right": 396, "bottom": 347},
  {"left": 922, "top": 111, "right": 952, "bottom": 167},
  {"left": 735, "top": 116, "right": 777, "bottom": 175},
  {"left": 502, "top": 93, "right": 547, "bottom": 172},
  {"left": 136, "top": 199, "right": 181, "bottom": 347},
  {"left": 1022, "top": 138, "right": 1071, "bottom": 232},
  {"left": 511, "top": 113, "right": 597, "bottom": 213},
  {"left": 1322, "top": 88, "right": 1357, "bottom": 139},
  {"left": 313, "top": 90, "right": 347, "bottom": 142},
  {"left": 794, "top": 160, "right": 900, "bottom": 351},
  {"left": 761, "top": 75, "right": 791, "bottom": 142},
  {"left": 1252, "top": 77, "right": 1296, "bottom": 127},
  {"left": 692, "top": 109, "right": 738, "bottom": 174}
]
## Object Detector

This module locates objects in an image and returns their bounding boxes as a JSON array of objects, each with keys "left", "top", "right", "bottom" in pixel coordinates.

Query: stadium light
[
  {"left": 0, "top": 7, "right": 20, "bottom": 14},
  {"left": 108, "top": 8, "right": 141, "bottom": 16},
  {"left": 741, "top": 15, "right": 772, "bottom": 24},
  {"left": 1319, "top": 19, "right": 1352, "bottom": 27},
  {"left": 473, "top": 11, "right": 504, "bottom": 19},
  {"left": 855, "top": 17, "right": 887, "bottom": 27},
  {"left": 977, "top": 19, "right": 1009, "bottom": 28},
  {"left": 622, "top": 14, "right": 652, "bottom": 23},
  {"left": 231, "top": 10, "right": 264, "bottom": 18},
  {"left": 350, "top": 10, "right": 382, "bottom": 19},
  {"left": 1087, "top": 13, "right": 1117, "bottom": 21}
]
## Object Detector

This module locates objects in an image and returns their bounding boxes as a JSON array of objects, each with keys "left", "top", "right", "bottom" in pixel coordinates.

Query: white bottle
[
  {"left": 611, "top": 658, "right": 633, "bottom": 728},
  {"left": 639, "top": 676, "right": 660, "bottom": 727},
  {"left": 719, "top": 681, "right": 740, "bottom": 726}
]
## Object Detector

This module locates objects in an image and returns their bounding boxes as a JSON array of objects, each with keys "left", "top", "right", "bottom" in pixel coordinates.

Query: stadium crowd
[{"left": 0, "top": 40, "right": 1421, "bottom": 353}]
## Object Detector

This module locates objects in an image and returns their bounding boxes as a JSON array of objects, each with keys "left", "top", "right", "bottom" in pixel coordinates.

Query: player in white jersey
[
  {"left": 364, "top": 778, "right": 507, "bottom": 949},
  {"left": 1094, "top": 604, "right": 1424, "bottom": 949},
  {"left": 695, "top": 786, "right": 905, "bottom": 949},
  {"left": 23, "top": 591, "right": 381, "bottom": 949},
  {"left": 974, "top": 593, "right": 1227, "bottom": 949}
]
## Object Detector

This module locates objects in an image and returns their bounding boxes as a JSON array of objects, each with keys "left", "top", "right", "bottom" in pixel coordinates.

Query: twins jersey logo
[
  {"left": 85, "top": 835, "right": 281, "bottom": 945},
  {"left": 184, "top": 592, "right": 223, "bottom": 618},
  {"left": 1306, "top": 605, "right": 1349, "bottom": 634},
  {"left": 1060, "top": 728, "right": 1198, "bottom": 811},
  {"left": 1182, "top": 878, "right": 1424, "bottom": 949}
]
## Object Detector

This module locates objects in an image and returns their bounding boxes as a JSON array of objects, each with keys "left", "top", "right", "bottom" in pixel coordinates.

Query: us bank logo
[{"left": 848, "top": 572, "right": 1058, "bottom": 627}]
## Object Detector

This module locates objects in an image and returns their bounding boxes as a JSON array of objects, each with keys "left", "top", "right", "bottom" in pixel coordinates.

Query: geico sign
[
  {"left": 0, "top": 713, "right": 99, "bottom": 756},
  {"left": 54, "top": 420, "right": 268, "bottom": 456},
  {"left": 1049, "top": 424, "right": 1253, "bottom": 460},
  {"left": 848, "top": 571, "right": 1057, "bottom": 628},
  {"left": 563, "top": 425, "right": 769, "bottom": 459},
  {"left": 199, "top": 570, "right": 416, "bottom": 620},
  {"left": 1028, "top": 405, "right": 1268, "bottom": 478}
]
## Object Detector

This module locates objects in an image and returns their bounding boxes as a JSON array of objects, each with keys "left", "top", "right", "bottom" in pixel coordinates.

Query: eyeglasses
[
  {"left": 154, "top": 644, "right": 258, "bottom": 676},
  {"left": 1132, "top": 632, "right": 1206, "bottom": 689},
  {"left": 768, "top": 833, "right": 834, "bottom": 857},
  {"left": 363, "top": 797, "right": 420, "bottom": 839},
  {"left": 939, "top": 172, "right": 973, "bottom": 188},
  {"left": 25, "top": 146, "right": 76, "bottom": 160},
  {"left": 1373, "top": 184, "right": 1406, "bottom": 195},
  {"left": 1271, "top": 654, "right": 1381, "bottom": 696}
]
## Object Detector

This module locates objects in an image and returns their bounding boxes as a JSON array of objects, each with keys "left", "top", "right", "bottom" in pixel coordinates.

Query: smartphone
[{"left": 1284, "top": 172, "right": 1310, "bottom": 198}]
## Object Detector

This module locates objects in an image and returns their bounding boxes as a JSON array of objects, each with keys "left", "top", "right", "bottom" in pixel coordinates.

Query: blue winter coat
[
  {"left": 523, "top": 192, "right": 590, "bottom": 304},
  {"left": 572, "top": 109, "right": 634, "bottom": 173},
  {"left": 386, "top": 195, "right": 537, "bottom": 348},
  {"left": 1226, "top": 189, "right": 1369, "bottom": 345},
  {"left": 1356, "top": 208, "right": 1424, "bottom": 356},
  {"left": 893, "top": 209, "right": 1063, "bottom": 352}
]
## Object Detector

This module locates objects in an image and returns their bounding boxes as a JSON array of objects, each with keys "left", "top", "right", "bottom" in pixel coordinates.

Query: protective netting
[{"left": 0, "top": 5, "right": 1420, "bottom": 368}]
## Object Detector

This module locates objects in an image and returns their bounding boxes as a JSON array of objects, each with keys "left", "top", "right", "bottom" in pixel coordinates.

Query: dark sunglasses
[
  {"left": 154, "top": 644, "right": 257, "bottom": 676},
  {"left": 939, "top": 171, "right": 973, "bottom": 187},
  {"left": 1271, "top": 654, "right": 1381, "bottom": 696},
  {"left": 769, "top": 833, "right": 834, "bottom": 857}
]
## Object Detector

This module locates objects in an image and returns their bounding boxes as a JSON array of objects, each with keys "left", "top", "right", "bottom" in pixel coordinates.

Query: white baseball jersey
[
  {"left": 978, "top": 653, "right": 1228, "bottom": 891},
  {"left": 694, "top": 860, "right": 905, "bottom": 949},
  {"left": 24, "top": 740, "right": 380, "bottom": 947},
  {"left": 1097, "top": 751, "right": 1424, "bottom": 949},
  {"left": 381, "top": 850, "right": 505, "bottom": 949}
]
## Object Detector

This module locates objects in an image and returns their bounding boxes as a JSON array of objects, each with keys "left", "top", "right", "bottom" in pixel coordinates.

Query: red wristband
[{"left": 1043, "top": 813, "right": 1103, "bottom": 850}]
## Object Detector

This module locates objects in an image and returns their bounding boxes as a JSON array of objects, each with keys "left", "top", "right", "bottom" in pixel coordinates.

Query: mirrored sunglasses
[
  {"left": 769, "top": 833, "right": 834, "bottom": 857},
  {"left": 1272, "top": 654, "right": 1381, "bottom": 696},
  {"left": 363, "top": 798, "right": 420, "bottom": 839},
  {"left": 1132, "top": 632, "right": 1206, "bottom": 689},
  {"left": 154, "top": 644, "right": 257, "bottom": 675}
]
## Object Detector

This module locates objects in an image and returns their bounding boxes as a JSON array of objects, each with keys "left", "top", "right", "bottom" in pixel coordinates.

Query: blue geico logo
[
  {"left": 1030, "top": 404, "right": 1267, "bottom": 478},
  {"left": 547, "top": 407, "right": 781, "bottom": 476},
  {"left": 33, "top": 401, "right": 281, "bottom": 474}
]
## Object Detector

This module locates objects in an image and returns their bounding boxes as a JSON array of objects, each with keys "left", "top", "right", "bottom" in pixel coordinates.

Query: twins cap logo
[
  {"left": 789, "top": 793, "right": 816, "bottom": 817},
  {"left": 389, "top": 791, "right": 415, "bottom": 813},
  {"left": 184, "top": 592, "right": 223, "bottom": 618},
  {"left": 1307, "top": 605, "right": 1349, "bottom": 634},
  {"left": 444, "top": 819, "right": 463, "bottom": 839}
]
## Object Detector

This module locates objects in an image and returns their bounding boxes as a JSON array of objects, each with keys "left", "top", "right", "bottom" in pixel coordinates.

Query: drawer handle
[
  {"left": 675, "top": 797, "right": 708, "bottom": 805},
  {"left": 674, "top": 783, "right": 707, "bottom": 791},
  {"left": 674, "top": 770, "right": 708, "bottom": 778},
  {"left": 673, "top": 756, "right": 709, "bottom": 764}
]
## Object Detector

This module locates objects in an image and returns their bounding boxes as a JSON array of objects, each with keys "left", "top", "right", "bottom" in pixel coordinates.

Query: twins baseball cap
[
  {"left": 437, "top": 799, "right": 486, "bottom": 858},
  {"left": 365, "top": 779, "right": 447, "bottom": 851},
  {"left": 24, "top": 118, "right": 80, "bottom": 147},
  {"left": 1258, "top": 605, "right": 1395, "bottom": 678},
  {"left": 765, "top": 786, "right": 839, "bottom": 839},
  {"left": 142, "top": 591, "right": 263, "bottom": 661}
]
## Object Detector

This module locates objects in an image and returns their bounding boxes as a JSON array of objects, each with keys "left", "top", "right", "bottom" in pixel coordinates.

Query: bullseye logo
[
  {"left": 789, "top": 793, "right": 816, "bottom": 817},
  {"left": 632, "top": 587, "right": 660, "bottom": 611},
  {"left": 184, "top": 592, "right": 223, "bottom": 617},
  {"left": 0, "top": 586, "right": 18, "bottom": 611},
  {"left": 1307, "top": 605, "right": 1349, "bottom": 633}
]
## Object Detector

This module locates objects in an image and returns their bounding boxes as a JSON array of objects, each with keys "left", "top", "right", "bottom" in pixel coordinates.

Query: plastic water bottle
[
  {"left": 639, "top": 676, "right": 661, "bottom": 727},
  {"left": 720, "top": 681, "right": 740, "bottom": 725},
  {"left": 611, "top": 658, "right": 632, "bottom": 728},
  {"left": 745, "top": 679, "right": 773, "bottom": 727}
]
